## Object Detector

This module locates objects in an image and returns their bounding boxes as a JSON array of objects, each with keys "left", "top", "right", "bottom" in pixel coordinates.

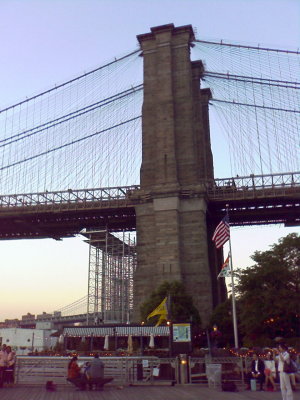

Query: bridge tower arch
[{"left": 133, "top": 24, "right": 225, "bottom": 325}]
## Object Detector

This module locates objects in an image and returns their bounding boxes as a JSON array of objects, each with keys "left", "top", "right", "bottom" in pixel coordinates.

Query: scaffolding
[{"left": 82, "top": 229, "right": 136, "bottom": 325}]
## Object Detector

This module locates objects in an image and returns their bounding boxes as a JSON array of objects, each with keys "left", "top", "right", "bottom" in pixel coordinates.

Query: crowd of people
[
  {"left": 245, "top": 343, "right": 297, "bottom": 400},
  {"left": 0, "top": 339, "right": 298, "bottom": 398},
  {"left": 0, "top": 344, "right": 16, "bottom": 388},
  {"left": 67, "top": 353, "right": 113, "bottom": 391}
]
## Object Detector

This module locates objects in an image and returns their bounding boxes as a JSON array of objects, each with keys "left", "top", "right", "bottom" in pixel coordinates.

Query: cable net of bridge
[
  {"left": 1, "top": 38, "right": 299, "bottom": 197},
  {"left": 0, "top": 49, "right": 143, "bottom": 195},
  {"left": 194, "top": 39, "right": 300, "bottom": 178}
]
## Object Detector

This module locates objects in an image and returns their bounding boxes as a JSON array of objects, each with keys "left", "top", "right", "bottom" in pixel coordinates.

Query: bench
[{"left": 86, "top": 377, "right": 114, "bottom": 391}]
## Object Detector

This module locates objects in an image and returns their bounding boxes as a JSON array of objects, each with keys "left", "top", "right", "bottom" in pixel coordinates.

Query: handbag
[{"left": 283, "top": 360, "right": 297, "bottom": 374}]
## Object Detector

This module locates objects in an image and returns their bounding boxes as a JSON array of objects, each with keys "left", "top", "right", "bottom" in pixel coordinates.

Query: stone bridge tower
[{"left": 133, "top": 24, "right": 225, "bottom": 326}]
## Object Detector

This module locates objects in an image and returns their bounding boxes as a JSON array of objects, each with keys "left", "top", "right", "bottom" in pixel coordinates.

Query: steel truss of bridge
[{"left": 0, "top": 172, "right": 299, "bottom": 240}]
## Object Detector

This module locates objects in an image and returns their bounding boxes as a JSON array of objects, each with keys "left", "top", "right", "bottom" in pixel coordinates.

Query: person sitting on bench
[
  {"left": 246, "top": 352, "right": 265, "bottom": 391},
  {"left": 85, "top": 353, "right": 113, "bottom": 391},
  {"left": 66, "top": 356, "right": 86, "bottom": 391},
  {"left": 3, "top": 346, "right": 16, "bottom": 387}
]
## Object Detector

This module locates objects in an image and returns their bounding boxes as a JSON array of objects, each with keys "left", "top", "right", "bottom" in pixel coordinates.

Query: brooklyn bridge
[{"left": 0, "top": 24, "right": 299, "bottom": 326}]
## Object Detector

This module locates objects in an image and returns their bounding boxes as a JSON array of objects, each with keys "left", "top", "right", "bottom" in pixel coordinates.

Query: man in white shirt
[{"left": 274, "top": 343, "right": 294, "bottom": 400}]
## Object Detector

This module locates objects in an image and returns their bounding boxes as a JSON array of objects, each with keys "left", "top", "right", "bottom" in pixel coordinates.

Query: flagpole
[
  {"left": 226, "top": 205, "right": 239, "bottom": 349},
  {"left": 167, "top": 292, "right": 173, "bottom": 357}
]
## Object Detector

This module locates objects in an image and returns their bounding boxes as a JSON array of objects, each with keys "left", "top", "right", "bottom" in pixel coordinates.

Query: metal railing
[
  {"left": 207, "top": 172, "right": 300, "bottom": 200},
  {"left": 213, "top": 172, "right": 300, "bottom": 189},
  {"left": 189, "top": 356, "right": 245, "bottom": 386},
  {"left": 0, "top": 172, "right": 299, "bottom": 210},
  {"left": 0, "top": 185, "right": 139, "bottom": 210},
  {"left": 14, "top": 356, "right": 176, "bottom": 386},
  {"left": 13, "top": 355, "right": 267, "bottom": 387}
]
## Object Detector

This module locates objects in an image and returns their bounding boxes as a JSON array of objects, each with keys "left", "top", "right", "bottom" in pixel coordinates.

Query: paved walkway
[{"left": 0, "top": 385, "right": 299, "bottom": 400}]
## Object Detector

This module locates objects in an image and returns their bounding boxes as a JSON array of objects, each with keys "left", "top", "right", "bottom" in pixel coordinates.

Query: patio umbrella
[
  {"left": 127, "top": 334, "right": 133, "bottom": 354},
  {"left": 58, "top": 334, "right": 64, "bottom": 344},
  {"left": 149, "top": 334, "right": 155, "bottom": 348},
  {"left": 104, "top": 334, "right": 109, "bottom": 350}
]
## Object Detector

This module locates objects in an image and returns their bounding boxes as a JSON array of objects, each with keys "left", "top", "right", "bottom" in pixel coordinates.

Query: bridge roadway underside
[
  {"left": 0, "top": 191, "right": 298, "bottom": 240},
  {"left": 0, "top": 206, "right": 137, "bottom": 240}
]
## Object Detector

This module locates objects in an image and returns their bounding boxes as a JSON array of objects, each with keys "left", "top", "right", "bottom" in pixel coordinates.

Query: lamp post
[
  {"left": 167, "top": 320, "right": 172, "bottom": 357},
  {"left": 206, "top": 328, "right": 212, "bottom": 358},
  {"left": 210, "top": 324, "right": 222, "bottom": 356}
]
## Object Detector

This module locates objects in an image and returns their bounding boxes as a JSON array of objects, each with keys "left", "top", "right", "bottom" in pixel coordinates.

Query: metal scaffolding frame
[{"left": 83, "top": 229, "right": 136, "bottom": 325}]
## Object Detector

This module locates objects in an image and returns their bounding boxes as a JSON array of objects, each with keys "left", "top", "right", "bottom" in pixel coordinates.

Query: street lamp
[{"left": 210, "top": 324, "right": 222, "bottom": 354}]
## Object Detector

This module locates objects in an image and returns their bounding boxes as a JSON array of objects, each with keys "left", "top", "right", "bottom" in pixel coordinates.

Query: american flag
[{"left": 212, "top": 215, "right": 230, "bottom": 249}]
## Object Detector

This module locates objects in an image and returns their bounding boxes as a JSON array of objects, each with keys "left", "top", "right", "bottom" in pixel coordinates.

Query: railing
[
  {"left": 14, "top": 356, "right": 176, "bottom": 386},
  {"left": 213, "top": 172, "right": 300, "bottom": 189},
  {"left": 207, "top": 172, "right": 300, "bottom": 200},
  {"left": 0, "top": 172, "right": 299, "bottom": 210},
  {"left": 189, "top": 357, "right": 247, "bottom": 386},
  {"left": 0, "top": 185, "right": 140, "bottom": 209},
  {"left": 189, "top": 356, "right": 245, "bottom": 386},
  {"left": 15, "top": 355, "right": 300, "bottom": 387},
  {"left": 13, "top": 355, "right": 266, "bottom": 387}
]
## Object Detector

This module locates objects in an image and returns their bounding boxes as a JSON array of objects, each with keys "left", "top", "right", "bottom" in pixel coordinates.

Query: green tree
[
  {"left": 236, "top": 233, "right": 300, "bottom": 344},
  {"left": 140, "top": 281, "right": 201, "bottom": 326},
  {"left": 210, "top": 297, "right": 240, "bottom": 347}
]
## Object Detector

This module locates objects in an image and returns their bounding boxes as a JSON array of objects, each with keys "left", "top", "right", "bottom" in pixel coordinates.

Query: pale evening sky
[{"left": 0, "top": 0, "right": 299, "bottom": 321}]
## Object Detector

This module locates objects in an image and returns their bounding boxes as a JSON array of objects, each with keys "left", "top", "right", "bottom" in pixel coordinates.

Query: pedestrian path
[{"left": 0, "top": 385, "right": 299, "bottom": 400}]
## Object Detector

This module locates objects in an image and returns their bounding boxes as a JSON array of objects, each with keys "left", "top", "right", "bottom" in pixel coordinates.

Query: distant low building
[
  {"left": 36, "top": 321, "right": 53, "bottom": 330},
  {"left": 3, "top": 319, "right": 20, "bottom": 328},
  {"left": 36, "top": 312, "right": 52, "bottom": 321},
  {"left": 53, "top": 311, "right": 61, "bottom": 318},
  {"left": 0, "top": 327, "right": 58, "bottom": 355},
  {"left": 21, "top": 313, "right": 35, "bottom": 321}
]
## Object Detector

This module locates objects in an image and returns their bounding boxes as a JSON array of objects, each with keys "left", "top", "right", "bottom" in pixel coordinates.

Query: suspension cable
[
  {"left": 0, "top": 49, "right": 141, "bottom": 114},
  {"left": 210, "top": 98, "right": 300, "bottom": 113},
  {"left": 203, "top": 71, "right": 300, "bottom": 89},
  {"left": 0, "top": 84, "right": 143, "bottom": 147},
  {"left": 0, "top": 115, "right": 142, "bottom": 171},
  {"left": 195, "top": 39, "right": 300, "bottom": 55}
]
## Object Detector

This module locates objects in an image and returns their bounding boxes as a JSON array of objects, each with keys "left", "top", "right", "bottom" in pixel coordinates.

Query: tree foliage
[
  {"left": 236, "top": 233, "right": 300, "bottom": 343},
  {"left": 210, "top": 233, "right": 300, "bottom": 346},
  {"left": 140, "top": 281, "right": 201, "bottom": 326},
  {"left": 210, "top": 297, "right": 241, "bottom": 347}
]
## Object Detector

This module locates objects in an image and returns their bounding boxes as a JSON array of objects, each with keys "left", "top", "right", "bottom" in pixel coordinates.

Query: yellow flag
[
  {"left": 155, "top": 313, "right": 167, "bottom": 327},
  {"left": 146, "top": 297, "right": 168, "bottom": 326}
]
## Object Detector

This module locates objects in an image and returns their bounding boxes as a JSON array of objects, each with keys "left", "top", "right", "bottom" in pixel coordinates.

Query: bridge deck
[
  {"left": 0, "top": 172, "right": 299, "bottom": 239},
  {"left": 1, "top": 384, "right": 297, "bottom": 400}
]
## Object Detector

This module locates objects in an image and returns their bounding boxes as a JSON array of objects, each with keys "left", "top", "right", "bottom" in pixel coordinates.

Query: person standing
[
  {"left": 4, "top": 346, "right": 16, "bottom": 386},
  {"left": 274, "top": 343, "right": 294, "bottom": 400},
  {"left": 0, "top": 344, "right": 8, "bottom": 388}
]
